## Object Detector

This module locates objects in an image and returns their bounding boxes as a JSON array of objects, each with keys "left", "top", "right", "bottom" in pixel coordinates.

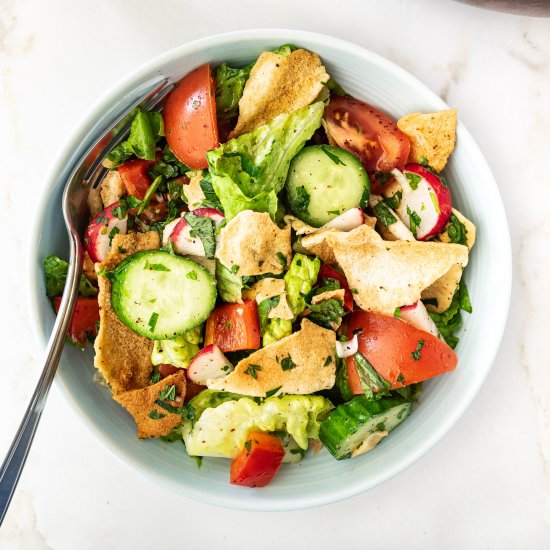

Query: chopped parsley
[
  {"left": 244, "top": 364, "right": 262, "bottom": 379},
  {"left": 225, "top": 321, "right": 231, "bottom": 330},
  {"left": 280, "top": 355, "right": 296, "bottom": 371},
  {"left": 320, "top": 145, "right": 346, "bottom": 165},
  {"left": 405, "top": 172, "right": 422, "bottom": 190},
  {"left": 294, "top": 186, "right": 310, "bottom": 214},
  {"left": 186, "top": 270, "right": 198, "bottom": 280},
  {"left": 445, "top": 214, "right": 468, "bottom": 246},
  {"left": 244, "top": 440, "right": 252, "bottom": 452},
  {"left": 150, "top": 365, "right": 161, "bottom": 384},
  {"left": 384, "top": 190, "right": 402, "bottom": 210},
  {"left": 397, "top": 372, "right": 406, "bottom": 384},
  {"left": 374, "top": 200, "right": 397, "bottom": 227},
  {"left": 108, "top": 226, "right": 120, "bottom": 245},
  {"left": 351, "top": 288, "right": 358, "bottom": 295},
  {"left": 231, "top": 264, "right": 240, "bottom": 275},
  {"left": 327, "top": 209, "right": 341, "bottom": 216},
  {"left": 183, "top": 212, "right": 216, "bottom": 258},
  {"left": 276, "top": 252, "right": 287, "bottom": 269},
  {"left": 411, "top": 339, "right": 426, "bottom": 361},
  {"left": 148, "top": 409, "right": 166, "bottom": 420},
  {"left": 407, "top": 207, "right": 422, "bottom": 237},
  {"left": 265, "top": 386, "right": 282, "bottom": 398},
  {"left": 324, "top": 355, "right": 333, "bottom": 367},
  {"left": 158, "top": 384, "right": 176, "bottom": 401},
  {"left": 117, "top": 246, "right": 127, "bottom": 254},
  {"left": 394, "top": 307, "right": 401, "bottom": 318},
  {"left": 148, "top": 312, "right": 159, "bottom": 332},
  {"left": 144, "top": 261, "right": 170, "bottom": 272}
]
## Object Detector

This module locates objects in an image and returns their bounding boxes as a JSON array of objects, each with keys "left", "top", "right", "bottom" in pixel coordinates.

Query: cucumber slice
[
  {"left": 285, "top": 145, "right": 370, "bottom": 227},
  {"left": 319, "top": 395, "right": 412, "bottom": 460},
  {"left": 111, "top": 250, "right": 216, "bottom": 340}
]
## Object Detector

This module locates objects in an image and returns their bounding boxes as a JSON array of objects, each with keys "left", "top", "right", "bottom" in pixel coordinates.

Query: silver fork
[{"left": 0, "top": 76, "right": 174, "bottom": 526}]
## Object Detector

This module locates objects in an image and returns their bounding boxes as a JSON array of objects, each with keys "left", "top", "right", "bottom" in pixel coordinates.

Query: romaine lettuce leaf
[
  {"left": 215, "top": 260, "right": 243, "bottom": 303},
  {"left": 106, "top": 110, "right": 164, "bottom": 167},
  {"left": 206, "top": 102, "right": 324, "bottom": 220},
  {"left": 182, "top": 394, "right": 333, "bottom": 457},
  {"left": 151, "top": 325, "right": 202, "bottom": 369}
]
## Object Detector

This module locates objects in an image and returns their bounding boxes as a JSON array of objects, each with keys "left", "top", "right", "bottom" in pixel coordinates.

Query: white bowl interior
[{"left": 28, "top": 30, "right": 511, "bottom": 511}]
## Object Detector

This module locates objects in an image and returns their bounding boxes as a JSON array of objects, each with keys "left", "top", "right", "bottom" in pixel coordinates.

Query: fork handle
[{"left": 0, "top": 231, "right": 83, "bottom": 526}]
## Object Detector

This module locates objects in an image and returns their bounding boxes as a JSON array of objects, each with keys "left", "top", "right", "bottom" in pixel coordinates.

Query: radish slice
[
  {"left": 321, "top": 207, "right": 365, "bottom": 232},
  {"left": 188, "top": 344, "right": 234, "bottom": 385},
  {"left": 336, "top": 335, "right": 358, "bottom": 358},
  {"left": 395, "top": 164, "right": 452, "bottom": 241},
  {"left": 84, "top": 202, "right": 128, "bottom": 263},
  {"left": 369, "top": 195, "right": 415, "bottom": 241},
  {"left": 169, "top": 208, "right": 225, "bottom": 256},
  {"left": 162, "top": 217, "right": 182, "bottom": 246},
  {"left": 399, "top": 301, "right": 439, "bottom": 337}
]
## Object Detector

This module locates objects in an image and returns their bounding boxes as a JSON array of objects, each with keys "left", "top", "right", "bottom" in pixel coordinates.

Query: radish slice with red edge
[
  {"left": 168, "top": 208, "right": 224, "bottom": 256},
  {"left": 399, "top": 301, "right": 439, "bottom": 337},
  {"left": 321, "top": 207, "right": 365, "bottom": 232},
  {"left": 84, "top": 202, "right": 128, "bottom": 263},
  {"left": 395, "top": 164, "right": 452, "bottom": 241},
  {"left": 188, "top": 344, "right": 233, "bottom": 385}
]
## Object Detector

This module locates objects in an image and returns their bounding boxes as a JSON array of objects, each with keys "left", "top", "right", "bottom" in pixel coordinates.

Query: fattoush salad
[{"left": 44, "top": 44, "right": 475, "bottom": 488}]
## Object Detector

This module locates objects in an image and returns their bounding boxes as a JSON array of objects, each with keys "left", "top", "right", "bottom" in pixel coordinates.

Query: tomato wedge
[
  {"left": 230, "top": 432, "right": 285, "bottom": 488},
  {"left": 117, "top": 158, "right": 154, "bottom": 200},
  {"left": 204, "top": 300, "right": 261, "bottom": 353},
  {"left": 347, "top": 310, "right": 457, "bottom": 393},
  {"left": 53, "top": 296, "right": 100, "bottom": 346},
  {"left": 163, "top": 64, "right": 219, "bottom": 170},
  {"left": 324, "top": 95, "right": 410, "bottom": 189},
  {"left": 318, "top": 263, "right": 354, "bottom": 312}
]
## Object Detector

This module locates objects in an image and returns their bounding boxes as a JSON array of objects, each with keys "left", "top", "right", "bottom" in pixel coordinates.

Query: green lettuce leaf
[
  {"left": 261, "top": 253, "right": 321, "bottom": 345},
  {"left": 182, "top": 394, "right": 333, "bottom": 457},
  {"left": 215, "top": 260, "right": 243, "bottom": 303},
  {"left": 106, "top": 110, "right": 164, "bottom": 167},
  {"left": 43, "top": 255, "right": 97, "bottom": 298},
  {"left": 151, "top": 325, "right": 203, "bottom": 369},
  {"left": 206, "top": 102, "right": 324, "bottom": 220},
  {"left": 284, "top": 253, "right": 321, "bottom": 315}
]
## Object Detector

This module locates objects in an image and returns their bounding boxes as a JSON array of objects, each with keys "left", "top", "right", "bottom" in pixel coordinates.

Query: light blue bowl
[{"left": 27, "top": 29, "right": 512, "bottom": 511}]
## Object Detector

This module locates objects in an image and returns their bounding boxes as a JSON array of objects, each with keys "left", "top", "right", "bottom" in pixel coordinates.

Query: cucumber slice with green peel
[
  {"left": 285, "top": 145, "right": 370, "bottom": 227},
  {"left": 319, "top": 395, "right": 412, "bottom": 460},
  {"left": 111, "top": 250, "right": 217, "bottom": 340}
]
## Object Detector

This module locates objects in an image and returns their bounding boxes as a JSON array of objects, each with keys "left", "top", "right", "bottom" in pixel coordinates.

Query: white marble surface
[{"left": 1, "top": 0, "right": 549, "bottom": 547}]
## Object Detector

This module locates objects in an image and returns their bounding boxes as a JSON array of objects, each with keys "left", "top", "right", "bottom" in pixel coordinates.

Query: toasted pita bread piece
[
  {"left": 229, "top": 49, "right": 329, "bottom": 139},
  {"left": 437, "top": 208, "right": 476, "bottom": 250},
  {"left": 242, "top": 278, "right": 294, "bottom": 320},
  {"left": 397, "top": 110, "right": 457, "bottom": 172},
  {"left": 301, "top": 228, "right": 341, "bottom": 264},
  {"left": 94, "top": 232, "right": 160, "bottom": 394},
  {"left": 311, "top": 288, "right": 345, "bottom": 305},
  {"left": 421, "top": 264, "right": 464, "bottom": 313},
  {"left": 324, "top": 225, "right": 469, "bottom": 315},
  {"left": 83, "top": 251, "right": 97, "bottom": 283},
  {"left": 100, "top": 170, "right": 125, "bottom": 208},
  {"left": 183, "top": 170, "right": 206, "bottom": 210},
  {"left": 216, "top": 210, "right": 291, "bottom": 276},
  {"left": 421, "top": 209, "right": 476, "bottom": 313},
  {"left": 114, "top": 371, "right": 186, "bottom": 438},
  {"left": 208, "top": 319, "right": 336, "bottom": 397}
]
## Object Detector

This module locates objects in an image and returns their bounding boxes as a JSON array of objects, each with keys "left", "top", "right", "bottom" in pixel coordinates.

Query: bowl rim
[{"left": 27, "top": 28, "right": 512, "bottom": 511}]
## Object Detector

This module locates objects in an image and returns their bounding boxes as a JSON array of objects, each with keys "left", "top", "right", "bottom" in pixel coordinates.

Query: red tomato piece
[
  {"left": 204, "top": 300, "right": 261, "bottom": 353},
  {"left": 318, "top": 263, "right": 354, "bottom": 312},
  {"left": 184, "top": 380, "right": 207, "bottom": 402},
  {"left": 163, "top": 64, "right": 219, "bottom": 170},
  {"left": 117, "top": 158, "right": 154, "bottom": 200},
  {"left": 53, "top": 297, "right": 100, "bottom": 347},
  {"left": 346, "top": 310, "right": 457, "bottom": 393},
  {"left": 324, "top": 95, "right": 410, "bottom": 186},
  {"left": 230, "top": 432, "right": 285, "bottom": 488}
]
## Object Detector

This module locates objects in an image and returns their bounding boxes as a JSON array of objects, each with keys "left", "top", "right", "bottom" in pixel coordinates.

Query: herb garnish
[
  {"left": 183, "top": 212, "right": 216, "bottom": 258},
  {"left": 144, "top": 261, "right": 170, "bottom": 272},
  {"left": 407, "top": 207, "right": 422, "bottom": 237},
  {"left": 280, "top": 355, "right": 296, "bottom": 371},
  {"left": 320, "top": 145, "right": 346, "bottom": 165},
  {"left": 276, "top": 252, "right": 287, "bottom": 269},
  {"left": 244, "top": 364, "right": 262, "bottom": 379},
  {"left": 405, "top": 172, "right": 421, "bottom": 190},
  {"left": 148, "top": 409, "right": 166, "bottom": 420},
  {"left": 186, "top": 270, "right": 198, "bottom": 280},
  {"left": 158, "top": 384, "right": 177, "bottom": 401},
  {"left": 374, "top": 200, "right": 397, "bottom": 227},
  {"left": 148, "top": 312, "right": 159, "bottom": 332},
  {"left": 411, "top": 339, "right": 426, "bottom": 361},
  {"left": 265, "top": 386, "right": 282, "bottom": 398}
]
